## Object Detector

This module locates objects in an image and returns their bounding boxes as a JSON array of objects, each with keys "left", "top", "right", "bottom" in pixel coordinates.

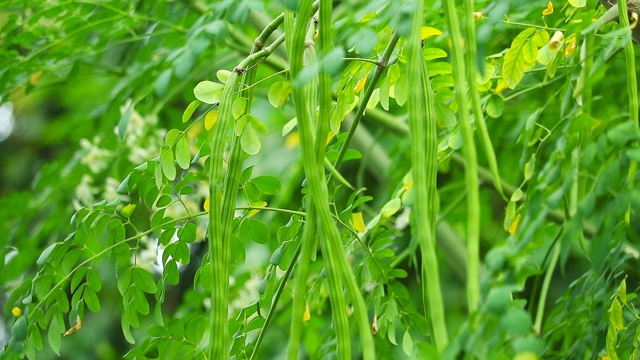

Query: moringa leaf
[
  {"left": 502, "top": 28, "right": 548, "bottom": 89},
  {"left": 194, "top": 81, "right": 225, "bottom": 104}
]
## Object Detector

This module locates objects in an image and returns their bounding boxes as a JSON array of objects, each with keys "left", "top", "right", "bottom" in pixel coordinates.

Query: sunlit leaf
[
  {"left": 182, "top": 100, "right": 201, "bottom": 123},
  {"left": 354, "top": 76, "right": 367, "bottom": 92},
  {"left": 194, "top": 81, "right": 225, "bottom": 104},
  {"left": 241, "top": 123, "right": 261, "bottom": 155},
  {"left": 160, "top": 147, "right": 176, "bottom": 181},
  {"left": 303, "top": 305, "right": 311, "bottom": 321},
  {"left": 381, "top": 198, "right": 401, "bottom": 218},
  {"left": 421, "top": 26, "right": 442, "bottom": 40},
  {"left": 247, "top": 201, "right": 267, "bottom": 217},
  {"left": 610, "top": 299, "right": 624, "bottom": 331},
  {"left": 508, "top": 214, "right": 521, "bottom": 234},
  {"left": 619, "top": 278, "right": 627, "bottom": 305},
  {"left": 268, "top": 81, "right": 291, "bottom": 108},
  {"left": 165, "top": 129, "right": 180, "bottom": 146},
  {"left": 175, "top": 136, "right": 191, "bottom": 170},
  {"left": 217, "top": 70, "right": 232, "bottom": 83},
  {"left": 232, "top": 97, "right": 247, "bottom": 119},
  {"left": 424, "top": 48, "right": 447, "bottom": 61},
  {"left": 402, "top": 331, "right": 414, "bottom": 357},
  {"left": 352, "top": 212, "right": 366, "bottom": 232},
  {"left": 485, "top": 94, "right": 504, "bottom": 118},
  {"left": 569, "top": 0, "right": 586, "bottom": 7},
  {"left": 205, "top": 110, "right": 218, "bottom": 130},
  {"left": 121, "top": 204, "right": 136, "bottom": 218},
  {"left": 503, "top": 28, "right": 548, "bottom": 89}
]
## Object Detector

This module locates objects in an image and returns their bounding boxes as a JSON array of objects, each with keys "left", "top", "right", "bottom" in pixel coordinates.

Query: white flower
[
  {"left": 79, "top": 138, "right": 111, "bottom": 173},
  {"left": 75, "top": 174, "right": 98, "bottom": 207}
]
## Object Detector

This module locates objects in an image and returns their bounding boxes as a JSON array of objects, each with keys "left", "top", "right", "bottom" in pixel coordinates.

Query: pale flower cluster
[
  {"left": 229, "top": 273, "right": 262, "bottom": 316},
  {"left": 79, "top": 138, "right": 111, "bottom": 174},
  {"left": 121, "top": 102, "right": 164, "bottom": 165}
]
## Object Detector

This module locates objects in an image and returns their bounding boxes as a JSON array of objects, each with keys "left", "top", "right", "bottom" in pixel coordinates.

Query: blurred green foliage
[{"left": 0, "top": 0, "right": 639, "bottom": 359}]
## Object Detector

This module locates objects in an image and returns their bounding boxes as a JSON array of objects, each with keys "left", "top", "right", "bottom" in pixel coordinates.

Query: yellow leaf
[
  {"left": 542, "top": 1, "right": 553, "bottom": 16},
  {"left": 495, "top": 79, "right": 509, "bottom": 94},
  {"left": 303, "top": 305, "right": 311, "bottom": 321},
  {"left": 12, "top": 307, "right": 22, "bottom": 317},
  {"left": 285, "top": 131, "right": 300, "bottom": 149},
  {"left": 204, "top": 196, "right": 210, "bottom": 212},
  {"left": 508, "top": 214, "right": 520, "bottom": 234},
  {"left": 205, "top": 110, "right": 218, "bottom": 130},
  {"left": 515, "top": 353, "right": 539, "bottom": 360},
  {"left": 591, "top": 119, "right": 602, "bottom": 131},
  {"left": 30, "top": 71, "right": 42, "bottom": 85},
  {"left": 569, "top": 0, "right": 586, "bottom": 8},
  {"left": 326, "top": 132, "right": 334, "bottom": 145},
  {"left": 564, "top": 36, "right": 577, "bottom": 57},
  {"left": 609, "top": 299, "right": 624, "bottom": 331},
  {"left": 248, "top": 201, "right": 267, "bottom": 217},
  {"left": 354, "top": 76, "right": 367, "bottom": 93},
  {"left": 352, "top": 212, "right": 366, "bottom": 232},
  {"left": 121, "top": 204, "right": 136, "bottom": 218},
  {"left": 64, "top": 315, "right": 82, "bottom": 336},
  {"left": 421, "top": 26, "right": 442, "bottom": 40},
  {"left": 372, "top": 315, "right": 378, "bottom": 335},
  {"left": 473, "top": 12, "right": 484, "bottom": 20},
  {"left": 502, "top": 28, "right": 548, "bottom": 89},
  {"left": 360, "top": 11, "right": 377, "bottom": 23},
  {"left": 187, "top": 121, "right": 203, "bottom": 138}
]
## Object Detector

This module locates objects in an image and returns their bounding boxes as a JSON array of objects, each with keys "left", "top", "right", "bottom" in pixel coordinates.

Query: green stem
[
  {"left": 206, "top": 20, "right": 288, "bottom": 360},
  {"left": 407, "top": 0, "right": 449, "bottom": 352},
  {"left": 333, "top": 33, "right": 400, "bottom": 171},
  {"left": 207, "top": 70, "right": 239, "bottom": 360},
  {"left": 533, "top": 232, "right": 561, "bottom": 334},
  {"left": 443, "top": 0, "right": 481, "bottom": 314},
  {"left": 251, "top": 242, "right": 302, "bottom": 360},
  {"left": 286, "top": 1, "right": 375, "bottom": 358},
  {"left": 287, "top": 203, "right": 316, "bottom": 360},
  {"left": 297, "top": 5, "right": 350, "bottom": 360},
  {"left": 618, "top": 0, "right": 640, "bottom": 224},
  {"left": 463, "top": 0, "right": 505, "bottom": 199},
  {"left": 317, "top": 1, "right": 375, "bottom": 357}
]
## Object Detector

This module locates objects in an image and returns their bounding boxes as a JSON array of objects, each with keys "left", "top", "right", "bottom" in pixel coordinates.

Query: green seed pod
[
  {"left": 258, "top": 275, "right": 268, "bottom": 295},
  {"left": 269, "top": 244, "right": 285, "bottom": 266}
]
